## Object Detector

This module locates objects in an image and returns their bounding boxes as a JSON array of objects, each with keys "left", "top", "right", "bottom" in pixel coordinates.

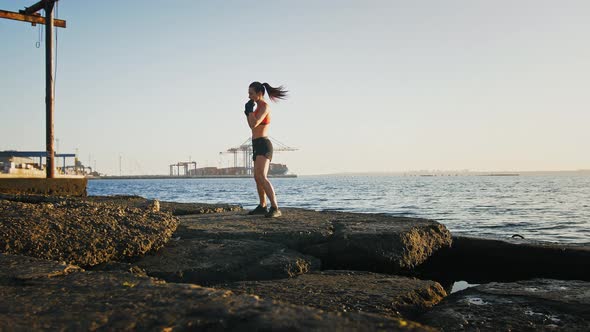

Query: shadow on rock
[
  {"left": 0, "top": 253, "right": 434, "bottom": 331},
  {"left": 221, "top": 270, "right": 447, "bottom": 319},
  {"left": 419, "top": 279, "right": 590, "bottom": 331},
  {"left": 135, "top": 238, "right": 320, "bottom": 285}
]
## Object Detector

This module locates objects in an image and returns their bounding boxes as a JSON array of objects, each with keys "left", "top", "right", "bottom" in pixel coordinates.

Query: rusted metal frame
[{"left": 0, "top": 9, "right": 66, "bottom": 28}]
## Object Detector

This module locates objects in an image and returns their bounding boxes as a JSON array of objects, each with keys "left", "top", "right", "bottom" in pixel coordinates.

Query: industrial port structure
[
  {"left": 220, "top": 137, "right": 298, "bottom": 173},
  {"left": 0, "top": 151, "right": 96, "bottom": 177},
  {"left": 168, "top": 137, "right": 298, "bottom": 178}
]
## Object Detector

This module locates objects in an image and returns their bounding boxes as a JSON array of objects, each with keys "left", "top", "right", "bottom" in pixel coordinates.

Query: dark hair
[{"left": 249, "top": 81, "right": 288, "bottom": 102}]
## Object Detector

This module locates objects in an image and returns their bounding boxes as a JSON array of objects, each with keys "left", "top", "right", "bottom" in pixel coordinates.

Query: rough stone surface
[
  {"left": 177, "top": 209, "right": 452, "bottom": 273},
  {"left": 175, "top": 208, "right": 335, "bottom": 249},
  {"left": 87, "top": 195, "right": 243, "bottom": 215},
  {"left": 0, "top": 253, "right": 83, "bottom": 284},
  {"left": 0, "top": 193, "right": 242, "bottom": 216},
  {"left": 88, "top": 261, "right": 149, "bottom": 277},
  {"left": 304, "top": 212, "right": 453, "bottom": 272},
  {"left": 0, "top": 196, "right": 178, "bottom": 267},
  {"left": 420, "top": 279, "right": 590, "bottom": 331},
  {"left": 136, "top": 238, "right": 320, "bottom": 285},
  {"left": 222, "top": 270, "right": 447, "bottom": 319},
  {"left": 0, "top": 254, "right": 433, "bottom": 331}
]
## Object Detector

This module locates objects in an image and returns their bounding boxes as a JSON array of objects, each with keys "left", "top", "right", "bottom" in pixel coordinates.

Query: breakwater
[{"left": 1, "top": 193, "right": 588, "bottom": 330}]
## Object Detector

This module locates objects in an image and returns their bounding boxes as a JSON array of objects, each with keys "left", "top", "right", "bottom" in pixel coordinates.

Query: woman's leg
[
  {"left": 254, "top": 172, "right": 267, "bottom": 207},
  {"left": 254, "top": 155, "right": 278, "bottom": 208}
]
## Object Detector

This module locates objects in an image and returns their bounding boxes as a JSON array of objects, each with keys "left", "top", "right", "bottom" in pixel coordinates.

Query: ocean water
[{"left": 88, "top": 175, "right": 590, "bottom": 244}]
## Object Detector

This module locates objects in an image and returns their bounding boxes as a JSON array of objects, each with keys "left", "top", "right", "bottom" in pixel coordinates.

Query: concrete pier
[{"left": 0, "top": 177, "right": 87, "bottom": 196}]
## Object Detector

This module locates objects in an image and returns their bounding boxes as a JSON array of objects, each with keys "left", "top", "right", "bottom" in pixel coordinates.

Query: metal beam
[
  {"left": 0, "top": 151, "right": 75, "bottom": 158},
  {"left": 0, "top": 9, "right": 66, "bottom": 28},
  {"left": 45, "top": 0, "right": 55, "bottom": 178},
  {"left": 20, "top": 0, "right": 51, "bottom": 15}
]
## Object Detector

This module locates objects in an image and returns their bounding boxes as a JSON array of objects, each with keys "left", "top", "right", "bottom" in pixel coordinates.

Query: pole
[{"left": 45, "top": 0, "right": 55, "bottom": 178}]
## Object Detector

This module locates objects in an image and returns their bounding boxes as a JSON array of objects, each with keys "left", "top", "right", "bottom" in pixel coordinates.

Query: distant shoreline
[
  {"left": 313, "top": 170, "right": 590, "bottom": 177},
  {"left": 89, "top": 174, "right": 297, "bottom": 180}
]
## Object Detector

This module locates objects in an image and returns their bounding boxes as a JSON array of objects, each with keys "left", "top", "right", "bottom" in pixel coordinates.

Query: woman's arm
[{"left": 248, "top": 104, "right": 269, "bottom": 129}]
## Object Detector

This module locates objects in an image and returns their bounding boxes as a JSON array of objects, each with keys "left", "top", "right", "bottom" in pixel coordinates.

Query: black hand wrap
[{"left": 244, "top": 100, "right": 255, "bottom": 116}]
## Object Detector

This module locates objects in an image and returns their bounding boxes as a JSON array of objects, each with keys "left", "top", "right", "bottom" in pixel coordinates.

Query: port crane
[{"left": 220, "top": 137, "right": 297, "bottom": 174}]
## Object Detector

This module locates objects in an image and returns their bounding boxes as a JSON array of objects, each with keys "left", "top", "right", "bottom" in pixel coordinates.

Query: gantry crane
[{"left": 220, "top": 137, "right": 297, "bottom": 174}]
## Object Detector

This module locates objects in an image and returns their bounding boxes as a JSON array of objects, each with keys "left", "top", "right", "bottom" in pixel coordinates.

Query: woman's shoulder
[{"left": 256, "top": 101, "right": 270, "bottom": 111}]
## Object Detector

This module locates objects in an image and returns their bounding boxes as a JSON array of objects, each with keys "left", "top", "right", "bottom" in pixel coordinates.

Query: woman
[{"left": 244, "top": 81, "right": 288, "bottom": 218}]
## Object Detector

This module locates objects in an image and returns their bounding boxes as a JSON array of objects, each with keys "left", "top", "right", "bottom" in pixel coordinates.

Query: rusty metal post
[{"left": 45, "top": 0, "right": 55, "bottom": 178}]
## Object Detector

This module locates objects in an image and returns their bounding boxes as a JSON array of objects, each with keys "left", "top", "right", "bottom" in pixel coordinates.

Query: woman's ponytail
[
  {"left": 250, "top": 81, "right": 289, "bottom": 102},
  {"left": 262, "top": 83, "right": 288, "bottom": 102}
]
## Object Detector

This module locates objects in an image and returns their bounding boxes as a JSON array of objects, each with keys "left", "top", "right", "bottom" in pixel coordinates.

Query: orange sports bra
[{"left": 254, "top": 107, "right": 270, "bottom": 125}]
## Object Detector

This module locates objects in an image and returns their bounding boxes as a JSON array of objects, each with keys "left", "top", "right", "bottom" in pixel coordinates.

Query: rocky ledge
[
  {"left": 2, "top": 193, "right": 589, "bottom": 330},
  {"left": 135, "top": 238, "right": 321, "bottom": 285},
  {"left": 86, "top": 195, "right": 242, "bottom": 215},
  {"left": 420, "top": 278, "right": 590, "bottom": 331},
  {"left": 221, "top": 270, "right": 447, "bottom": 319},
  {"left": 0, "top": 195, "right": 178, "bottom": 267},
  {"left": 0, "top": 253, "right": 432, "bottom": 331},
  {"left": 0, "top": 193, "right": 243, "bottom": 216},
  {"left": 171, "top": 208, "right": 453, "bottom": 275}
]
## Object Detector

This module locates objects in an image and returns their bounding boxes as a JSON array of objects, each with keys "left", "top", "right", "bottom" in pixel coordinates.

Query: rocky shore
[{"left": 1, "top": 193, "right": 588, "bottom": 331}]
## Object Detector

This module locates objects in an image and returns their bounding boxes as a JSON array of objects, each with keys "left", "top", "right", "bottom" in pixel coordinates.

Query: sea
[{"left": 88, "top": 175, "right": 590, "bottom": 244}]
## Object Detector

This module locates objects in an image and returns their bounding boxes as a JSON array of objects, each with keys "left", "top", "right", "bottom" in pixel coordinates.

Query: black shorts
[{"left": 252, "top": 137, "right": 273, "bottom": 161}]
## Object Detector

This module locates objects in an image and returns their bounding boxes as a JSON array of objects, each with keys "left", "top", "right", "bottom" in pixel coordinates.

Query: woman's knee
[{"left": 254, "top": 172, "right": 266, "bottom": 182}]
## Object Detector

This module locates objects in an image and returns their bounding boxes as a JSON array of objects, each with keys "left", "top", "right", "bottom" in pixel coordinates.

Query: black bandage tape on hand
[{"left": 245, "top": 100, "right": 254, "bottom": 113}]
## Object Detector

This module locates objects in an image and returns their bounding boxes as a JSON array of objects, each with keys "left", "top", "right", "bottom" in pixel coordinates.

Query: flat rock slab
[
  {"left": 135, "top": 238, "right": 320, "bottom": 285},
  {"left": 420, "top": 279, "right": 590, "bottom": 331},
  {"left": 175, "top": 208, "right": 335, "bottom": 249},
  {"left": 0, "top": 193, "right": 242, "bottom": 216},
  {"left": 87, "top": 195, "right": 243, "bottom": 215},
  {"left": 0, "top": 196, "right": 178, "bottom": 267},
  {"left": 222, "top": 270, "right": 447, "bottom": 319},
  {"left": 0, "top": 254, "right": 433, "bottom": 331},
  {"left": 0, "top": 253, "right": 83, "bottom": 284},
  {"left": 177, "top": 208, "right": 452, "bottom": 273}
]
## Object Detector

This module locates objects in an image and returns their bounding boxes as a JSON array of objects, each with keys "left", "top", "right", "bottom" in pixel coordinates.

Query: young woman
[{"left": 244, "top": 81, "right": 288, "bottom": 217}]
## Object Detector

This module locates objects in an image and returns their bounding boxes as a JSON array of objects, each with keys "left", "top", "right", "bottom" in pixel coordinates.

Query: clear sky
[{"left": 1, "top": 0, "right": 589, "bottom": 175}]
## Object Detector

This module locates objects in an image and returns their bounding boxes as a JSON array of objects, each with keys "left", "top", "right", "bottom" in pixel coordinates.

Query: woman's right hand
[{"left": 244, "top": 100, "right": 255, "bottom": 116}]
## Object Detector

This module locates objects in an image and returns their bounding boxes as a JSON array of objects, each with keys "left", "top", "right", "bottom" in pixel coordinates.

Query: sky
[{"left": 1, "top": 0, "right": 589, "bottom": 175}]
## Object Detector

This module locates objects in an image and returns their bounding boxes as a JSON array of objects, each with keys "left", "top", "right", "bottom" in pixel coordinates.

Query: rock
[
  {"left": 303, "top": 212, "right": 452, "bottom": 272},
  {"left": 135, "top": 238, "right": 320, "bottom": 285},
  {"left": 0, "top": 194, "right": 242, "bottom": 216},
  {"left": 177, "top": 209, "right": 452, "bottom": 273},
  {"left": 88, "top": 261, "right": 148, "bottom": 277},
  {"left": 0, "top": 196, "right": 179, "bottom": 267},
  {"left": 420, "top": 279, "right": 590, "bottom": 331},
  {"left": 145, "top": 199, "right": 160, "bottom": 212},
  {"left": 87, "top": 195, "right": 243, "bottom": 215},
  {"left": 175, "top": 208, "right": 335, "bottom": 249},
  {"left": 0, "top": 254, "right": 434, "bottom": 331},
  {"left": 0, "top": 253, "right": 82, "bottom": 284},
  {"left": 415, "top": 236, "right": 590, "bottom": 284},
  {"left": 222, "top": 270, "right": 447, "bottom": 319}
]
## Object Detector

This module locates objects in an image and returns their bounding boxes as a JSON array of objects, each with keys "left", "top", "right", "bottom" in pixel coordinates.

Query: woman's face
[{"left": 248, "top": 87, "right": 262, "bottom": 101}]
